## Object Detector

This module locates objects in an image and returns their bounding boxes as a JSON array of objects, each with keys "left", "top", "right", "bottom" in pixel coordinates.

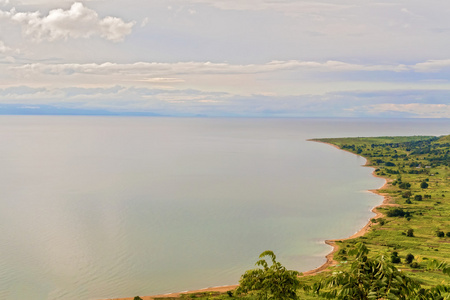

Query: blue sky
[{"left": 0, "top": 0, "right": 450, "bottom": 117}]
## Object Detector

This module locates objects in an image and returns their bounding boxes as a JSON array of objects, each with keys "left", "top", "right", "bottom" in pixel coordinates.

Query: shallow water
[{"left": 0, "top": 117, "right": 448, "bottom": 299}]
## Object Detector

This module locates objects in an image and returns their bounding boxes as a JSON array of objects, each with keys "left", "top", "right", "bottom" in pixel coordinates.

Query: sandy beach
[{"left": 107, "top": 141, "right": 394, "bottom": 300}]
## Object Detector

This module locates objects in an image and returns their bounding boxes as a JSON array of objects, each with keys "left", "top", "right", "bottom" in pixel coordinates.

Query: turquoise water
[{"left": 0, "top": 117, "right": 448, "bottom": 300}]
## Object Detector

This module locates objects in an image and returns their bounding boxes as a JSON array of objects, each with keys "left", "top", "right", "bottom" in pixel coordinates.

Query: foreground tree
[
  {"left": 314, "top": 243, "right": 420, "bottom": 300},
  {"left": 236, "top": 250, "right": 301, "bottom": 299}
]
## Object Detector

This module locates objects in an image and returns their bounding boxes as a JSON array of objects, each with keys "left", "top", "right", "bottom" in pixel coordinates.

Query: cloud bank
[{"left": 0, "top": 2, "right": 135, "bottom": 42}]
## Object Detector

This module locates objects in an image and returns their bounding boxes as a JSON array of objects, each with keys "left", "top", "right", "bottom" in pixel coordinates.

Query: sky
[{"left": 0, "top": 0, "right": 450, "bottom": 118}]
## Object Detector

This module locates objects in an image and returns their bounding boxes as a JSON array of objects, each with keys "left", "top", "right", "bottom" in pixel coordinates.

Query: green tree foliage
[
  {"left": 391, "top": 251, "right": 401, "bottom": 264},
  {"left": 406, "top": 253, "right": 415, "bottom": 264},
  {"left": 314, "top": 243, "right": 419, "bottom": 300},
  {"left": 237, "top": 250, "right": 301, "bottom": 299},
  {"left": 387, "top": 208, "right": 411, "bottom": 218},
  {"left": 420, "top": 181, "right": 429, "bottom": 189},
  {"left": 399, "top": 182, "right": 411, "bottom": 189}
]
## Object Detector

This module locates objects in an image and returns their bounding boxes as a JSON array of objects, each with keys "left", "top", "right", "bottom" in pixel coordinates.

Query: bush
[
  {"left": 447, "top": 232, "right": 450, "bottom": 237},
  {"left": 420, "top": 181, "right": 429, "bottom": 189},
  {"left": 391, "top": 251, "right": 401, "bottom": 264},
  {"left": 436, "top": 231, "right": 445, "bottom": 238},
  {"left": 410, "top": 262, "right": 420, "bottom": 268},
  {"left": 405, "top": 254, "right": 414, "bottom": 264},
  {"left": 406, "top": 229, "right": 414, "bottom": 237},
  {"left": 399, "top": 182, "right": 411, "bottom": 189},
  {"left": 387, "top": 208, "right": 411, "bottom": 218},
  {"left": 414, "top": 195, "right": 423, "bottom": 201},
  {"left": 402, "top": 191, "right": 412, "bottom": 198}
]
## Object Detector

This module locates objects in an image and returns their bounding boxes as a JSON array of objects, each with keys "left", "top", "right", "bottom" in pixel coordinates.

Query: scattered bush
[
  {"left": 391, "top": 251, "right": 401, "bottom": 264},
  {"left": 405, "top": 253, "right": 414, "bottom": 264},
  {"left": 410, "top": 262, "right": 420, "bottom": 268},
  {"left": 436, "top": 231, "right": 445, "bottom": 238},
  {"left": 387, "top": 208, "right": 411, "bottom": 218},
  {"left": 402, "top": 191, "right": 412, "bottom": 198},
  {"left": 414, "top": 195, "right": 423, "bottom": 201},
  {"left": 421, "top": 181, "right": 429, "bottom": 189},
  {"left": 399, "top": 182, "right": 411, "bottom": 189},
  {"left": 406, "top": 229, "right": 414, "bottom": 237}
]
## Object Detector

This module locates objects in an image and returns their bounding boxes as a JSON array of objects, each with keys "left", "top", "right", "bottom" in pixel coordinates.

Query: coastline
[
  {"left": 108, "top": 140, "right": 393, "bottom": 300},
  {"left": 301, "top": 140, "right": 395, "bottom": 276}
]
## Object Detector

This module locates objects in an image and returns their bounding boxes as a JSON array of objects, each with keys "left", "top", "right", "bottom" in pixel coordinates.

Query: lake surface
[{"left": 0, "top": 117, "right": 448, "bottom": 300}]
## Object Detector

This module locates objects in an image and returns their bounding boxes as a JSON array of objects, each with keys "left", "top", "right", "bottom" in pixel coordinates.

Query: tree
[
  {"left": 237, "top": 250, "right": 301, "bottom": 299},
  {"left": 436, "top": 230, "right": 445, "bottom": 237},
  {"left": 399, "top": 182, "right": 411, "bottom": 189},
  {"left": 391, "top": 251, "right": 401, "bottom": 264},
  {"left": 407, "top": 228, "right": 414, "bottom": 237},
  {"left": 314, "top": 243, "right": 419, "bottom": 300},
  {"left": 420, "top": 181, "right": 429, "bottom": 189},
  {"left": 406, "top": 253, "right": 415, "bottom": 264}
]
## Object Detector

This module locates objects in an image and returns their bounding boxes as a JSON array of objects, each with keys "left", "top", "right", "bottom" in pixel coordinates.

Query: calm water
[{"left": 0, "top": 117, "right": 448, "bottom": 300}]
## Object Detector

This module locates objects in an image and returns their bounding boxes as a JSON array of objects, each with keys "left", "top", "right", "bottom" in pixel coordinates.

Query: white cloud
[
  {"left": 412, "top": 59, "right": 450, "bottom": 72},
  {"left": 188, "top": 0, "right": 352, "bottom": 14},
  {"left": 10, "top": 60, "right": 411, "bottom": 78},
  {"left": 140, "top": 17, "right": 149, "bottom": 27},
  {"left": 365, "top": 103, "right": 450, "bottom": 118},
  {"left": 0, "top": 40, "right": 11, "bottom": 53},
  {"left": 0, "top": 2, "right": 135, "bottom": 42}
]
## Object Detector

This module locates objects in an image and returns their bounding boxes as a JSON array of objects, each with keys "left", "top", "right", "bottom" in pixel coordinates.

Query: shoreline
[
  {"left": 301, "top": 140, "right": 393, "bottom": 276},
  {"left": 108, "top": 140, "right": 393, "bottom": 300}
]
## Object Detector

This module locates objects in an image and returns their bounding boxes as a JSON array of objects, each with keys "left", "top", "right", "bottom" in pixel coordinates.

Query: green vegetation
[
  {"left": 149, "top": 134, "right": 450, "bottom": 300},
  {"left": 236, "top": 250, "right": 301, "bottom": 299}
]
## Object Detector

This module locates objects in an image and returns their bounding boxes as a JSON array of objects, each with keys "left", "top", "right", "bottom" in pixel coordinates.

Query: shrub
[
  {"left": 387, "top": 208, "right": 411, "bottom": 218},
  {"left": 436, "top": 231, "right": 445, "bottom": 238},
  {"left": 414, "top": 195, "right": 423, "bottom": 201},
  {"left": 402, "top": 191, "right": 412, "bottom": 198},
  {"left": 391, "top": 251, "right": 401, "bottom": 264},
  {"left": 406, "top": 229, "right": 414, "bottom": 237},
  {"left": 399, "top": 182, "right": 411, "bottom": 189},
  {"left": 410, "top": 262, "right": 420, "bottom": 268},
  {"left": 405, "top": 254, "right": 414, "bottom": 264},
  {"left": 447, "top": 232, "right": 450, "bottom": 237},
  {"left": 420, "top": 181, "right": 429, "bottom": 189}
]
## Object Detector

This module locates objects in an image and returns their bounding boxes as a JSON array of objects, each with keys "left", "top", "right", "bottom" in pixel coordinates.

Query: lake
[{"left": 0, "top": 116, "right": 448, "bottom": 299}]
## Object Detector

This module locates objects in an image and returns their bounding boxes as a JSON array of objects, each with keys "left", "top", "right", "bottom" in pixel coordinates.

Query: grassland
[
  {"left": 315, "top": 135, "right": 450, "bottom": 288},
  {"left": 132, "top": 135, "right": 450, "bottom": 300}
]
